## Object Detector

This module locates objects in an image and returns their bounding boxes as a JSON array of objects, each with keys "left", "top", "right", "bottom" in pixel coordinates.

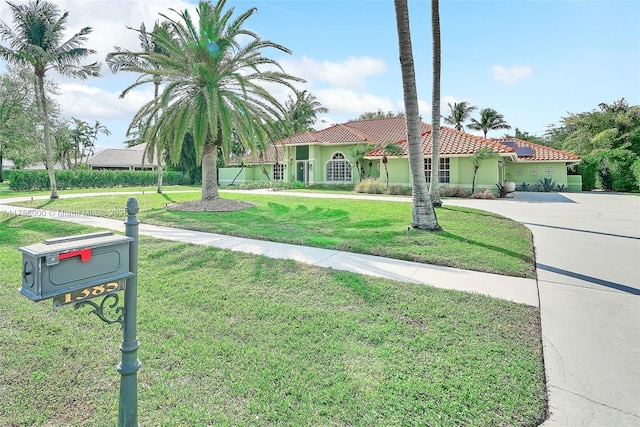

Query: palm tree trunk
[
  {"left": 429, "top": 0, "right": 442, "bottom": 207},
  {"left": 156, "top": 150, "right": 164, "bottom": 194},
  {"left": 394, "top": 0, "right": 441, "bottom": 231},
  {"left": 472, "top": 165, "right": 479, "bottom": 194},
  {"left": 36, "top": 75, "right": 58, "bottom": 199},
  {"left": 201, "top": 142, "right": 219, "bottom": 200},
  {"left": 154, "top": 80, "right": 163, "bottom": 194}
]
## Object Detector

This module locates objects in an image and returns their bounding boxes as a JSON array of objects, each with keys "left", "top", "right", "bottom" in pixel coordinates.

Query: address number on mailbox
[{"left": 53, "top": 280, "right": 126, "bottom": 307}]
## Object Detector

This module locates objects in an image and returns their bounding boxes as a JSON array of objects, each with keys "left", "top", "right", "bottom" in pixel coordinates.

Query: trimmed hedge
[{"left": 8, "top": 170, "right": 192, "bottom": 191}]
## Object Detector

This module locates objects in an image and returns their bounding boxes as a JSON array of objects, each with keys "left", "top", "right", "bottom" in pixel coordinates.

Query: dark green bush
[
  {"left": 595, "top": 149, "right": 638, "bottom": 192},
  {"left": 8, "top": 170, "right": 191, "bottom": 191},
  {"left": 632, "top": 158, "right": 640, "bottom": 191},
  {"left": 569, "top": 155, "right": 598, "bottom": 191}
]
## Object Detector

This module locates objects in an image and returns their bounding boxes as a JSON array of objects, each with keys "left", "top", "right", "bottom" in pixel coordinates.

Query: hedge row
[{"left": 8, "top": 170, "right": 192, "bottom": 191}]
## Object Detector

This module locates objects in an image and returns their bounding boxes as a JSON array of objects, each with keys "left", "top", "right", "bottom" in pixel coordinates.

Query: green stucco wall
[
  {"left": 223, "top": 143, "right": 574, "bottom": 193},
  {"left": 505, "top": 162, "right": 569, "bottom": 189}
]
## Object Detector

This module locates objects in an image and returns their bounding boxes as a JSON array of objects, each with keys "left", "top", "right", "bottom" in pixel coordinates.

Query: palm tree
[
  {"left": 380, "top": 142, "right": 402, "bottom": 188},
  {"left": 0, "top": 0, "right": 100, "bottom": 199},
  {"left": 467, "top": 108, "right": 511, "bottom": 138},
  {"left": 107, "top": 21, "right": 170, "bottom": 193},
  {"left": 350, "top": 142, "right": 374, "bottom": 181},
  {"left": 120, "top": 0, "right": 303, "bottom": 203},
  {"left": 282, "top": 89, "right": 328, "bottom": 136},
  {"left": 429, "top": 0, "right": 442, "bottom": 207},
  {"left": 470, "top": 147, "right": 497, "bottom": 194},
  {"left": 393, "top": 0, "right": 441, "bottom": 231},
  {"left": 443, "top": 101, "right": 477, "bottom": 132}
]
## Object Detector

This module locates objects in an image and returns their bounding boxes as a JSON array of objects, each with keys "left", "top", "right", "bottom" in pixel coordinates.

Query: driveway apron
[{"left": 448, "top": 192, "right": 640, "bottom": 426}]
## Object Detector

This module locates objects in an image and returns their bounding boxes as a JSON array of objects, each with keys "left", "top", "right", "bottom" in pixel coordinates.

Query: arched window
[{"left": 325, "top": 152, "right": 352, "bottom": 182}]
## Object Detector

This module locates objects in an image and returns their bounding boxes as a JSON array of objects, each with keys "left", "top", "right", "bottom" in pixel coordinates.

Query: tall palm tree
[
  {"left": 393, "top": 0, "right": 441, "bottom": 231},
  {"left": 107, "top": 21, "right": 170, "bottom": 193},
  {"left": 467, "top": 108, "right": 511, "bottom": 138},
  {"left": 283, "top": 89, "right": 328, "bottom": 135},
  {"left": 380, "top": 142, "right": 402, "bottom": 188},
  {"left": 443, "top": 101, "right": 477, "bottom": 131},
  {"left": 429, "top": 0, "right": 442, "bottom": 207},
  {"left": 0, "top": 0, "right": 100, "bottom": 199},
  {"left": 470, "top": 147, "right": 496, "bottom": 194},
  {"left": 121, "top": 0, "right": 303, "bottom": 202}
]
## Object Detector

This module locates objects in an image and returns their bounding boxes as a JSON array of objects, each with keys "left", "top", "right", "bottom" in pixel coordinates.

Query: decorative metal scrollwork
[{"left": 75, "top": 293, "right": 125, "bottom": 328}]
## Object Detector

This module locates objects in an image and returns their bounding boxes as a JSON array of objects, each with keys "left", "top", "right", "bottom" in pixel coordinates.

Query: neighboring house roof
[
  {"left": 232, "top": 116, "right": 580, "bottom": 164},
  {"left": 87, "top": 143, "right": 158, "bottom": 168}
]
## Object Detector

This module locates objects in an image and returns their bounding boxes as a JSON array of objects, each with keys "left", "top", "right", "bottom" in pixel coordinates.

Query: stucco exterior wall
[{"left": 505, "top": 162, "right": 569, "bottom": 188}]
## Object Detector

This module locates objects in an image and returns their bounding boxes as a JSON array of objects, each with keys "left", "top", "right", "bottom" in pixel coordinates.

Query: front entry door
[{"left": 296, "top": 160, "right": 309, "bottom": 184}]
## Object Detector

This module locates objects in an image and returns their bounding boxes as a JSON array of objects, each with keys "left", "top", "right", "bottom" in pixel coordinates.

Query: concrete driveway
[{"left": 448, "top": 192, "right": 640, "bottom": 426}]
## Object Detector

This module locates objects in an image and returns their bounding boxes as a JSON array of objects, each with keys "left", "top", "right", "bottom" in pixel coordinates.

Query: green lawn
[
  {"left": 0, "top": 217, "right": 546, "bottom": 426},
  {"left": 8, "top": 190, "right": 536, "bottom": 278}
]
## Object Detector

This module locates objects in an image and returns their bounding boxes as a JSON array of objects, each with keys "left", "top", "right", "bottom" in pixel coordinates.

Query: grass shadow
[
  {"left": 439, "top": 231, "right": 534, "bottom": 265},
  {"left": 161, "top": 193, "right": 178, "bottom": 204}
]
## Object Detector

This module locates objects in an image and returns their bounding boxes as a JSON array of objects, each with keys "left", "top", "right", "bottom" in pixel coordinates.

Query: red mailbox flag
[{"left": 58, "top": 248, "right": 92, "bottom": 262}]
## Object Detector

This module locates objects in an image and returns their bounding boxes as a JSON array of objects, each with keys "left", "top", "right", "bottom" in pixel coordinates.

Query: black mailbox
[{"left": 19, "top": 231, "right": 134, "bottom": 303}]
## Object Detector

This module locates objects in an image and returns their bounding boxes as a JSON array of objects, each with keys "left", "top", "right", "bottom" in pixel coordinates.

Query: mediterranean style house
[{"left": 218, "top": 116, "right": 582, "bottom": 192}]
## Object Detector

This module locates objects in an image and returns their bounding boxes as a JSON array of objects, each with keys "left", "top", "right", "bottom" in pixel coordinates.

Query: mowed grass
[
  {"left": 0, "top": 217, "right": 546, "bottom": 426},
  {"left": 10, "top": 190, "right": 536, "bottom": 278}
]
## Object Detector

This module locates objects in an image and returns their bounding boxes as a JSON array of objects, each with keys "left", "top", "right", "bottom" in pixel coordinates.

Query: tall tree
[
  {"left": 443, "top": 101, "right": 477, "bottom": 131},
  {"left": 350, "top": 142, "right": 374, "bottom": 181},
  {"left": 107, "top": 20, "right": 170, "bottom": 193},
  {"left": 0, "top": 65, "right": 30, "bottom": 180},
  {"left": 282, "top": 89, "right": 328, "bottom": 135},
  {"left": 467, "top": 108, "right": 511, "bottom": 138},
  {"left": 355, "top": 110, "right": 403, "bottom": 120},
  {"left": 0, "top": 0, "right": 100, "bottom": 199},
  {"left": 116, "top": 0, "right": 302, "bottom": 203},
  {"left": 429, "top": 0, "right": 442, "bottom": 207},
  {"left": 0, "top": 64, "right": 50, "bottom": 171},
  {"left": 393, "top": 0, "right": 441, "bottom": 231},
  {"left": 470, "top": 147, "right": 496, "bottom": 194},
  {"left": 380, "top": 142, "right": 403, "bottom": 188}
]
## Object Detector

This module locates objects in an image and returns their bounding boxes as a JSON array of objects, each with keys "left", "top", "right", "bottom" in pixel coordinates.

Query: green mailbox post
[{"left": 18, "top": 198, "right": 141, "bottom": 427}]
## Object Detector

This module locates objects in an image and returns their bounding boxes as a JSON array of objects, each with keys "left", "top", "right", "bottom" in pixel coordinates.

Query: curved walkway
[{"left": 1, "top": 190, "right": 639, "bottom": 426}]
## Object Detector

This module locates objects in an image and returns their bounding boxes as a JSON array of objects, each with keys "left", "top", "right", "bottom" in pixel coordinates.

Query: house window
[
  {"left": 424, "top": 158, "right": 450, "bottom": 183},
  {"left": 326, "top": 152, "right": 352, "bottom": 182},
  {"left": 273, "top": 163, "right": 286, "bottom": 181}
]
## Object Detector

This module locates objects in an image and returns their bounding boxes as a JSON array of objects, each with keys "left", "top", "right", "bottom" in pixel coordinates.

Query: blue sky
[{"left": 1, "top": 0, "right": 638, "bottom": 152}]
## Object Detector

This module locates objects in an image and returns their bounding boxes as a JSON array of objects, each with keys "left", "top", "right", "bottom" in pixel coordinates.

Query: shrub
[
  {"left": 469, "top": 189, "right": 497, "bottom": 199},
  {"left": 569, "top": 155, "right": 598, "bottom": 191},
  {"left": 354, "top": 178, "right": 383, "bottom": 194},
  {"left": 632, "top": 158, "right": 640, "bottom": 191},
  {"left": 516, "top": 182, "right": 531, "bottom": 191},
  {"left": 537, "top": 177, "right": 558, "bottom": 192},
  {"left": 8, "top": 170, "right": 191, "bottom": 191},
  {"left": 384, "top": 185, "right": 411, "bottom": 196},
  {"left": 440, "top": 186, "right": 470, "bottom": 198},
  {"left": 595, "top": 149, "right": 637, "bottom": 192}
]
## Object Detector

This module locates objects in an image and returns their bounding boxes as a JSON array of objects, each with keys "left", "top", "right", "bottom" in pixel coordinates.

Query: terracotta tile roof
[
  {"left": 365, "top": 124, "right": 515, "bottom": 157},
  {"left": 229, "top": 116, "right": 579, "bottom": 164},
  {"left": 228, "top": 144, "right": 284, "bottom": 165},
  {"left": 492, "top": 138, "right": 581, "bottom": 161}
]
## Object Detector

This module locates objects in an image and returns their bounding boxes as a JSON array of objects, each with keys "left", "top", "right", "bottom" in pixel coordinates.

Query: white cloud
[
  {"left": 54, "top": 83, "right": 153, "bottom": 121},
  {"left": 279, "top": 56, "right": 387, "bottom": 90},
  {"left": 492, "top": 65, "right": 532, "bottom": 84},
  {"left": 316, "top": 88, "right": 394, "bottom": 119}
]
